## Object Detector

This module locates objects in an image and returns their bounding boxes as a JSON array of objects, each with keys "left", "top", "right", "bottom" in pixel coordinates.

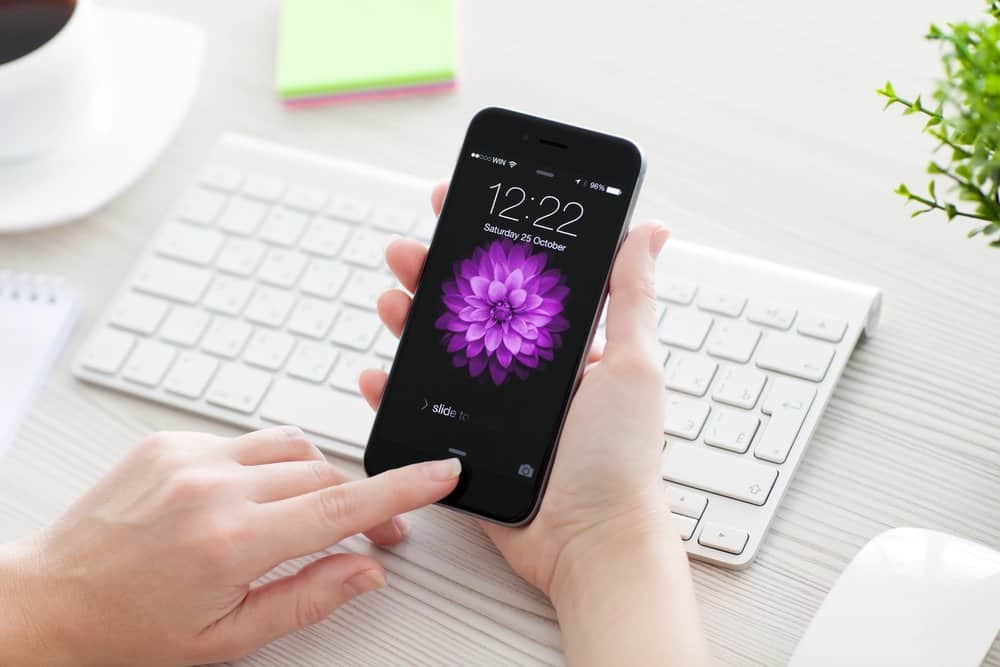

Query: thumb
[
  {"left": 603, "top": 222, "right": 668, "bottom": 361},
  {"left": 199, "top": 553, "right": 386, "bottom": 661}
]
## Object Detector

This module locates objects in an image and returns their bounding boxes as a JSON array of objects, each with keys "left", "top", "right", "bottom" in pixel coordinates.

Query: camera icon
[{"left": 517, "top": 464, "right": 535, "bottom": 478}]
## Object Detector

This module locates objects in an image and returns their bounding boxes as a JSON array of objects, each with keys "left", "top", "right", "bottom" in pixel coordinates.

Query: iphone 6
[{"left": 364, "top": 107, "right": 645, "bottom": 524}]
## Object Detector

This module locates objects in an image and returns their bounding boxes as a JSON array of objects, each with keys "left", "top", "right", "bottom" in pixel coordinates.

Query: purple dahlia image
[{"left": 434, "top": 239, "right": 570, "bottom": 385}]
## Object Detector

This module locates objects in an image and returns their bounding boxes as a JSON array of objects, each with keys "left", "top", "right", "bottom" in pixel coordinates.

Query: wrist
[
  {"left": 0, "top": 537, "right": 72, "bottom": 666},
  {"left": 548, "top": 499, "right": 679, "bottom": 613}
]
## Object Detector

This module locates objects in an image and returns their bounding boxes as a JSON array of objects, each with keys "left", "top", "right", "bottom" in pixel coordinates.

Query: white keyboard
[{"left": 73, "top": 133, "right": 881, "bottom": 568}]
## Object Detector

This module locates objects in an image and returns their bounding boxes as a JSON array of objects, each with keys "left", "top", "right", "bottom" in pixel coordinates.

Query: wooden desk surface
[{"left": 1, "top": 0, "right": 998, "bottom": 664}]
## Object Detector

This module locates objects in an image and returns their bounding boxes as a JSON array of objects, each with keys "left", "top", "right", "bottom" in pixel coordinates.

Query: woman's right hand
[{"left": 361, "top": 183, "right": 711, "bottom": 666}]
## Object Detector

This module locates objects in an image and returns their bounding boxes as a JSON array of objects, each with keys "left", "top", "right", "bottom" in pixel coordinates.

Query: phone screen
[{"left": 365, "top": 108, "right": 643, "bottom": 523}]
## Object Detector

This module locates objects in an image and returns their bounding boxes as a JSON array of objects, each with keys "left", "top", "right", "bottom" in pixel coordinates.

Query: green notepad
[{"left": 277, "top": 0, "right": 456, "bottom": 104}]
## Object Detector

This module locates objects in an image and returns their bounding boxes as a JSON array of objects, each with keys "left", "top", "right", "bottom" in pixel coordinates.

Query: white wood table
[{"left": 2, "top": 1, "right": 998, "bottom": 664}]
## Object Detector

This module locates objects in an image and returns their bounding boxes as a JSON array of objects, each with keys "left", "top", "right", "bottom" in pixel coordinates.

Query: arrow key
[{"left": 698, "top": 522, "right": 749, "bottom": 555}]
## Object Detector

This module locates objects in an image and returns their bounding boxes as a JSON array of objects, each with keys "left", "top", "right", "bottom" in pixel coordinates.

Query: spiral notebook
[{"left": 0, "top": 272, "right": 78, "bottom": 458}]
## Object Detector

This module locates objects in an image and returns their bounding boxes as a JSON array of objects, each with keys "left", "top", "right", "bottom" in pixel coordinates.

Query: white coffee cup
[{"left": 0, "top": 0, "right": 101, "bottom": 161}]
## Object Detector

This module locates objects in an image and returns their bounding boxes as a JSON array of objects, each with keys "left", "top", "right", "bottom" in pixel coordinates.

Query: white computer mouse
[{"left": 789, "top": 527, "right": 1000, "bottom": 666}]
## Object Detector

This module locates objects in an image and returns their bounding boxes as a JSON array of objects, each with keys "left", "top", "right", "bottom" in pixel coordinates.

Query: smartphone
[{"left": 364, "top": 107, "right": 645, "bottom": 524}]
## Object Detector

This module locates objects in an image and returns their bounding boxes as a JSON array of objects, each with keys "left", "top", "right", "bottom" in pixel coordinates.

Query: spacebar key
[
  {"left": 661, "top": 443, "right": 777, "bottom": 505},
  {"left": 260, "top": 378, "right": 374, "bottom": 446}
]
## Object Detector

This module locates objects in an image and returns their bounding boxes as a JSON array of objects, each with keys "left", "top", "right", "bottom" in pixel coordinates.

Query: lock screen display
[{"left": 367, "top": 109, "right": 642, "bottom": 521}]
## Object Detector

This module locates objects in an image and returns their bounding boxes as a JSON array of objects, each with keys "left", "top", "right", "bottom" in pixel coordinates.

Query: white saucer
[{"left": 0, "top": 8, "right": 204, "bottom": 232}]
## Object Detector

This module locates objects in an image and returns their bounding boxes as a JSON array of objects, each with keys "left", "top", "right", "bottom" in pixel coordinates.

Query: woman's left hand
[{"left": 0, "top": 427, "right": 460, "bottom": 666}]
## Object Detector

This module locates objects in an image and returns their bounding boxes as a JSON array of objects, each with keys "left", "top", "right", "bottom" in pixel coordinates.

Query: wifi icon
[{"left": 508, "top": 161, "right": 517, "bottom": 168}]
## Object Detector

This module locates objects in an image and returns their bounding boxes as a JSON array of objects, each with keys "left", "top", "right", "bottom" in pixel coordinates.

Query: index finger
[
  {"left": 431, "top": 180, "right": 447, "bottom": 216},
  {"left": 255, "top": 458, "right": 461, "bottom": 563}
]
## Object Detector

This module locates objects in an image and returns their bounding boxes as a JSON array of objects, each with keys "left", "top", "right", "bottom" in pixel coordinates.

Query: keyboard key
[
  {"left": 241, "top": 175, "right": 285, "bottom": 201},
  {"left": 300, "top": 259, "right": 350, "bottom": 299},
  {"left": 663, "top": 393, "right": 711, "bottom": 439},
  {"left": 300, "top": 218, "right": 351, "bottom": 258},
  {"left": 80, "top": 328, "right": 135, "bottom": 374},
  {"left": 287, "top": 298, "right": 338, "bottom": 339},
  {"left": 326, "top": 195, "right": 371, "bottom": 223},
  {"left": 244, "top": 287, "right": 295, "bottom": 327},
  {"left": 664, "top": 354, "right": 717, "bottom": 396},
  {"left": 762, "top": 377, "right": 817, "bottom": 415},
  {"left": 260, "top": 377, "right": 373, "bottom": 445},
  {"left": 156, "top": 222, "right": 223, "bottom": 265},
  {"left": 658, "top": 308, "right": 712, "bottom": 350},
  {"left": 371, "top": 207, "right": 415, "bottom": 234},
  {"left": 711, "top": 365, "right": 766, "bottom": 409},
  {"left": 218, "top": 197, "right": 269, "bottom": 236},
  {"left": 199, "top": 165, "right": 242, "bottom": 192},
  {"left": 341, "top": 228, "right": 390, "bottom": 268},
  {"left": 706, "top": 321, "right": 761, "bottom": 363},
  {"left": 672, "top": 513, "right": 698, "bottom": 541},
  {"left": 202, "top": 276, "right": 253, "bottom": 316},
  {"left": 163, "top": 352, "right": 218, "bottom": 398},
  {"left": 754, "top": 397, "right": 812, "bottom": 464},
  {"left": 747, "top": 300, "right": 797, "bottom": 330},
  {"left": 109, "top": 292, "right": 168, "bottom": 335},
  {"left": 121, "top": 339, "right": 176, "bottom": 387},
  {"left": 244, "top": 329, "right": 295, "bottom": 370},
  {"left": 656, "top": 276, "right": 697, "bottom": 304},
  {"left": 698, "top": 287, "right": 746, "bottom": 317},
  {"left": 283, "top": 186, "right": 327, "bottom": 212},
  {"left": 201, "top": 318, "right": 251, "bottom": 359},
  {"left": 413, "top": 216, "right": 437, "bottom": 241},
  {"left": 329, "top": 352, "right": 381, "bottom": 393},
  {"left": 175, "top": 188, "right": 226, "bottom": 225},
  {"left": 159, "top": 306, "right": 210, "bottom": 346},
  {"left": 330, "top": 307, "right": 381, "bottom": 351},
  {"left": 756, "top": 333, "right": 834, "bottom": 382},
  {"left": 661, "top": 443, "right": 777, "bottom": 506},
  {"left": 704, "top": 409, "right": 760, "bottom": 453},
  {"left": 216, "top": 238, "right": 266, "bottom": 276},
  {"left": 259, "top": 207, "right": 310, "bottom": 247},
  {"left": 797, "top": 312, "right": 847, "bottom": 343},
  {"left": 698, "top": 523, "right": 749, "bottom": 555},
  {"left": 373, "top": 328, "right": 398, "bottom": 359},
  {"left": 667, "top": 486, "right": 708, "bottom": 519},
  {"left": 342, "top": 269, "right": 395, "bottom": 310},
  {"left": 286, "top": 341, "right": 338, "bottom": 382},
  {"left": 206, "top": 363, "right": 271, "bottom": 413},
  {"left": 133, "top": 257, "right": 211, "bottom": 304},
  {"left": 257, "top": 249, "right": 307, "bottom": 288}
]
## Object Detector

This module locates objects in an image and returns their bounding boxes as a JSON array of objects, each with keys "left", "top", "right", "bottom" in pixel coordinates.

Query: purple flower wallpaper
[{"left": 434, "top": 239, "right": 570, "bottom": 385}]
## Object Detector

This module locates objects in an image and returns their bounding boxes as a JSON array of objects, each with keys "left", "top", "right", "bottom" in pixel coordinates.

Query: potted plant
[{"left": 877, "top": 0, "right": 1000, "bottom": 246}]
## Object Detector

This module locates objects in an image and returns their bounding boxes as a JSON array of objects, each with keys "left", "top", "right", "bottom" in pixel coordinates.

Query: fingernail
[
  {"left": 282, "top": 425, "right": 304, "bottom": 437},
  {"left": 343, "top": 569, "right": 386, "bottom": 597},
  {"left": 649, "top": 225, "right": 669, "bottom": 258},
  {"left": 425, "top": 457, "right": 462, "bottom": 482},
  {"left": 393, "top": 516, "right": 409, "bottom": 537}
]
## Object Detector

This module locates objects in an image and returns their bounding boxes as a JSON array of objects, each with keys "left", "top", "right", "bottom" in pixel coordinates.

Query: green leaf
[
  {"left": 880, "top": 80, "right": 895, "bottom": 97},
  {"left": 926, "top": 162, "right": 944, "bottom": 174},
  {"left": 955, "top": 164, "right": 973, "bottom": 179},
  {"left": 945, "top": 203, "right": 958, "bottom": 220},
  {"left": 928, "top": 180, "right": 937, "bottom": 201},
  {"left": 910, "top": 207, "right": 933, "bottom": 218},
  {"left": 894, "top": 183, "right": 911, "bottom": 197}
]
